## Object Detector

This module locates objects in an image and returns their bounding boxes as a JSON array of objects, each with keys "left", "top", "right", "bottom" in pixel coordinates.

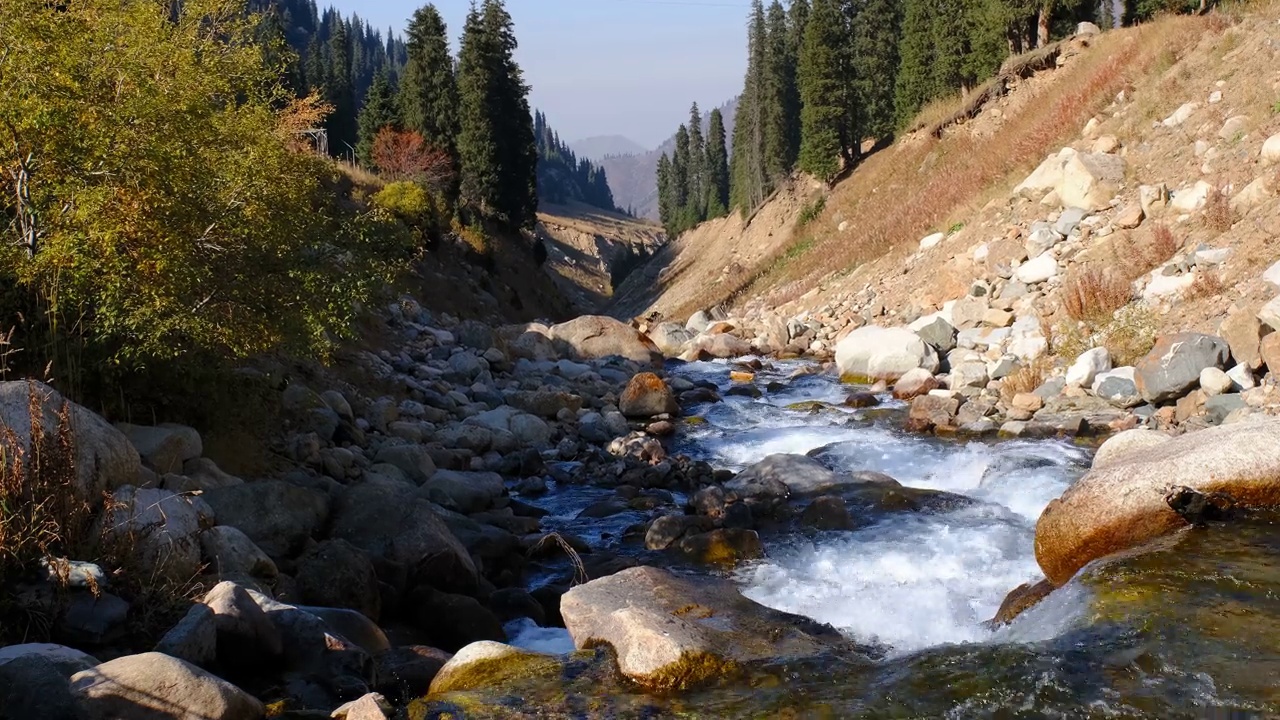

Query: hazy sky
[{"left": 324, "top": 0, "right": 749, "bottom": 149}]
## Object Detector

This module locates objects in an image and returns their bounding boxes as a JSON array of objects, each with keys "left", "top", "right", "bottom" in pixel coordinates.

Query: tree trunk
[{"left": 1037, "top": 2, "right": 1053, "bottom": 48}]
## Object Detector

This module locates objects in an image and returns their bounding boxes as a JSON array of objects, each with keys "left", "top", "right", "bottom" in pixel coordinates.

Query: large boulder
[
  {"left": 1134, "top": 333, "right": 1230, "bottom": 404},
  {"left": 1035, "top": 418, "right": 1280, "bottom": 586},
  {"left": 0, "top": 643, "right": 99, "bottom": 677},
  {"left": 1091, "top": 428, "right": 1172, "bottom": 470},
  {"left": 200, "top": 525, "right": 278, "bottom": 581},
  {"left": 296, "top": 540, "right": 382, "bottom": 622},
  {"left": 547, "top": 316, "right": 661, "bottom": 365},
  {"left": 1219, "top": 311, "right": 1267, "bottom": 370},
  {"left": 0, "top": 380, "right": 140, "bottom": 496},
  {"left": 203, "top": 481, "right": 330, "bottom": 561},
  {"left": 70, "top": 652, "right": 263, "bottom": 720},
  {"left": 427, "top": 641, "right": 559, "bottom": 695},
  {"left": 834, "top": 326, "right": 940, "bottom": 382},
  {"left": 329, "top": 480, "right": 478, "bottom": 595},
  {"left": 560, "top": 566, "right": 850, "bottom": 689},
  {"left": 420, "top": 470, "right": 505, "bottom": 514},
  {"left": 728, "top": 454, "right": 841, "bottom": 496},
  {"left": 0, "top": 655, "right": 87, "bottom": 720},
  {"left": 647, "top": 323, "right": 695, "bottom": 357},
  {"left": 115, "top": 423, "right": 202, "bottom": 475},
  {"left": 688, "top": 333, "right": 752, "bottom": 359},
  {"left": 202, "top": 581, "right": 283, "bottom": 668},
  {"left": 100, "top": 486, "right": 203, "bottom": 582},
  {"left": 1057, "top": 151, "right": 1126, "bottom": 211},
  {"left": 618, "top": 373, "right": 678, "bottom": 418},
  {"left": 498, "top": 323, "right": 558, "bottom": 362}
]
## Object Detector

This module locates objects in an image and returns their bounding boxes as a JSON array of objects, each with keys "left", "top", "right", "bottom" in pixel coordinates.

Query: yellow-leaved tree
[{"left": 0, "top": 0, "right": 410, "bottom": 375}]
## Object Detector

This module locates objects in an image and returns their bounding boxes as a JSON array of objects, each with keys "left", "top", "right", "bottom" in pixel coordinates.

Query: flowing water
[{"left": 489, "top": 359, "right": 1280, "bottom": 718}]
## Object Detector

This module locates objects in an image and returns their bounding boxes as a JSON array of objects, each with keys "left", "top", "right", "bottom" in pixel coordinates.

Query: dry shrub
[
  {"left": 0, "top": 382, "right": 202, "bottom": 648},
  {"left": 1062, "top": 267, "right": 1132, "bottom": 322},
  {"left": 1115, "top": 223, "right": 1181, "bottom": 278},
  {"left": 0, "top": 383, "right": 96, "bottom": 642},
  {"left": 1103, "top": 305, "right": 1159, "bottom": 366},
  {"left": 0, "top": 384, "right": 93, "bottom": 581},
  {"left": 1001, "top": 357, "right": 1052, "bottom": 402},
  {"left": 1187, "top": 269, "right": 1226, "bottom": 299},
  {"left": 1203, "top": 185, "right": 1235, "bottom": 233}
]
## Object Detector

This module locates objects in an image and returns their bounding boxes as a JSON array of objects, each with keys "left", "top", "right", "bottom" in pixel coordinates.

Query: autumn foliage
[{"left": 372, "top": 128, "right": 454, "bottom": 190}]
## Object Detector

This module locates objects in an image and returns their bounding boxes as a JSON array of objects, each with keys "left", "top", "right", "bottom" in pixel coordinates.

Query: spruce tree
[
  {"left": 401, "top": 4, "right": 459, "bottom": 156},
  {"left": 356, "top": 69, "right": 399, "bottom": 168},
  {"left": 656, "top": 153, "right": 675, "bottom": 235},
  {"left": 931, "top": 0, "right": 969, "bottom": 93},
  {"left": 705, "top": 108, "right": 730, "bottom": 219},
  {"left": 729, "top": 0, "right": 769, "bottom": 213},
  {"left": 672, "top": 124, "right": 691, "bottom": 226},
  {"left": 456, "top": 0, "right": 537, "bottom": 228},
  {"left": 763, "top": 0, "right": 800, "bottom": 182},
  {"left": 798, "top": 0, "right": 847, "bottom": 181},
  {"left": 893, "top": 0, "right": 935, "bottom": 127},
  {"left": 851, "top": 0, "right": 902, "bottom": 143},
  {"left": 685, "top": 103, "right": 706, "bottom": 222},
  {"left": 483, "top": 0, "right": 537, "bottom": 228},
  {"left": 325, "top": 20, "right": 357, "bottom": 156}
]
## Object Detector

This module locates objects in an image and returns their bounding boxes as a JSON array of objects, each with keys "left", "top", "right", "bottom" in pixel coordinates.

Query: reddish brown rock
[
  {"left": 893, "top": 368, "right": 940, "bottom": 400},
  {"left": 619, "top": 373, "right": 679, "bottom": 419}
]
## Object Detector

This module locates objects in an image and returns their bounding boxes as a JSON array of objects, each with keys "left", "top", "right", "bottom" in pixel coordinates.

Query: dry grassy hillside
[{"left": 625, "top": 5, "right": 1278, "bottom": 336}]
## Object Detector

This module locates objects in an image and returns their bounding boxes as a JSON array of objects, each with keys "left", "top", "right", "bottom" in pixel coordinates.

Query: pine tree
[
  {"left": 763, "top": 0, "right": 800, "bottom": 181},
  {"left": 457, "top": 0, "right": 538, "bottom": 229},
  {"left": 356, "top": 69, "right": 400, "bottom": 168},
  {"left": 401, "top": 4, "right": 459, "bottom": 157},
  {"left": 894, "top": 0, "right": 935, "bottom": 127},
  {"left": 729, "top": 0, "right": 769, "bottom": 213},
  {"left": 705, "top": 108, "right": 730, "bottom": 219},
  {"left": 325, "top": 20, "right": 357, "bottom": 157},
  {"left": 798, "top": 0, "right": 848, "bottom": 181},
  {"left": 851, "top": 0, "right": 902, "bottom": 143}
]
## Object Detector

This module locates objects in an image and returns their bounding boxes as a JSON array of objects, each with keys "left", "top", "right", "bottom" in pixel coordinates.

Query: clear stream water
[{"left": 489, "top": 359, "right": 1280, "bottom": 718}]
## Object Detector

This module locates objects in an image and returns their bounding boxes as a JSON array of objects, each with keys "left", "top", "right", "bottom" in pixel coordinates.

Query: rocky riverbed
[{"left": 5, "top": 301, "right": 1280, "bottom": 719}]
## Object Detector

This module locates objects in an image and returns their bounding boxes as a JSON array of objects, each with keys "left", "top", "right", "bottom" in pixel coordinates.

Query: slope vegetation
[{"left": 625, "top": 11, "right": 1235, "bottom": 324}]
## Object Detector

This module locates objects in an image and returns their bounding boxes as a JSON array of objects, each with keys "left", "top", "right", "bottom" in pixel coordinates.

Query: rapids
[{"left": 491, "top": 358, "right": 1280, "bottom": 717}]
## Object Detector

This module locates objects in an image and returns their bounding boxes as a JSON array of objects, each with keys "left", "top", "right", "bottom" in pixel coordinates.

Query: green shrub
[
  {"left": 373, "top": 181, "right": 442, "bottom": 230},
  {"left": 797, "top": 196, "right": 827, "bottom": 227},
  {"left": 0, "top": 0, "right": 409, "bottom": 375}
]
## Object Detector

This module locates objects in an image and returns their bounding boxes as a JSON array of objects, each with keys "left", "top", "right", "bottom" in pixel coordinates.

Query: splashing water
[{"left": 676, "top": 359, "right": 1092, "bottom": 653}]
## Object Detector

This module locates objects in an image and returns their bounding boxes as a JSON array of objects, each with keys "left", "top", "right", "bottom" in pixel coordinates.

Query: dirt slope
[{"left": 536, "top": 202, "right": 667, "bottom": 315}]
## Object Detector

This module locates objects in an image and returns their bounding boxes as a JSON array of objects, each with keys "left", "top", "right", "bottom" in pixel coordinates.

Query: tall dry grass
[{"left": 1062, "top": 267, "right": 1133, "bottom": 323}]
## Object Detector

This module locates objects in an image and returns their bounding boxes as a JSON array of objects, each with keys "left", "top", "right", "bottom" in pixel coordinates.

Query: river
[{"left": 493, "top": 358, "right": 1280, "bottom": 718}]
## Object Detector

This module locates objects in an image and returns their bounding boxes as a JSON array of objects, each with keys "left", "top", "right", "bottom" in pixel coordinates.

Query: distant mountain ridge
[
  {"left": 577, "top": 98, "right": 738, "bottom": 221},
  {"left": 570, "top": 135, "right": 648, "bottom": 160}
]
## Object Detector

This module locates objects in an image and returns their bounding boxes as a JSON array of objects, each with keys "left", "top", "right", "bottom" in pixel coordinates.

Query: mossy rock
[
  {"left": 677, "top": 529, "right": 764, "bottom": 567},
  {"left": 406, "top": 644, "right": 628, "bottom": 719},
  {"left": 426, "top": 641, "right": 566, "bottom": 695},
  {"left": 786, "top": 401, "right": 832, "bottom": 413},
  {"left": 684, "top": 416, "right": 707, "bottom": 426}
]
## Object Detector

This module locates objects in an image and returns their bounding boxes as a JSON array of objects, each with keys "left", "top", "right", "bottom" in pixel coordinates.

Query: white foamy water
[
  {"left": 504, "top": 618, "right": 575, "bottom": 655},
  {"left": 674, "top": 359, "right": 1093, "bottom": 654}
]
